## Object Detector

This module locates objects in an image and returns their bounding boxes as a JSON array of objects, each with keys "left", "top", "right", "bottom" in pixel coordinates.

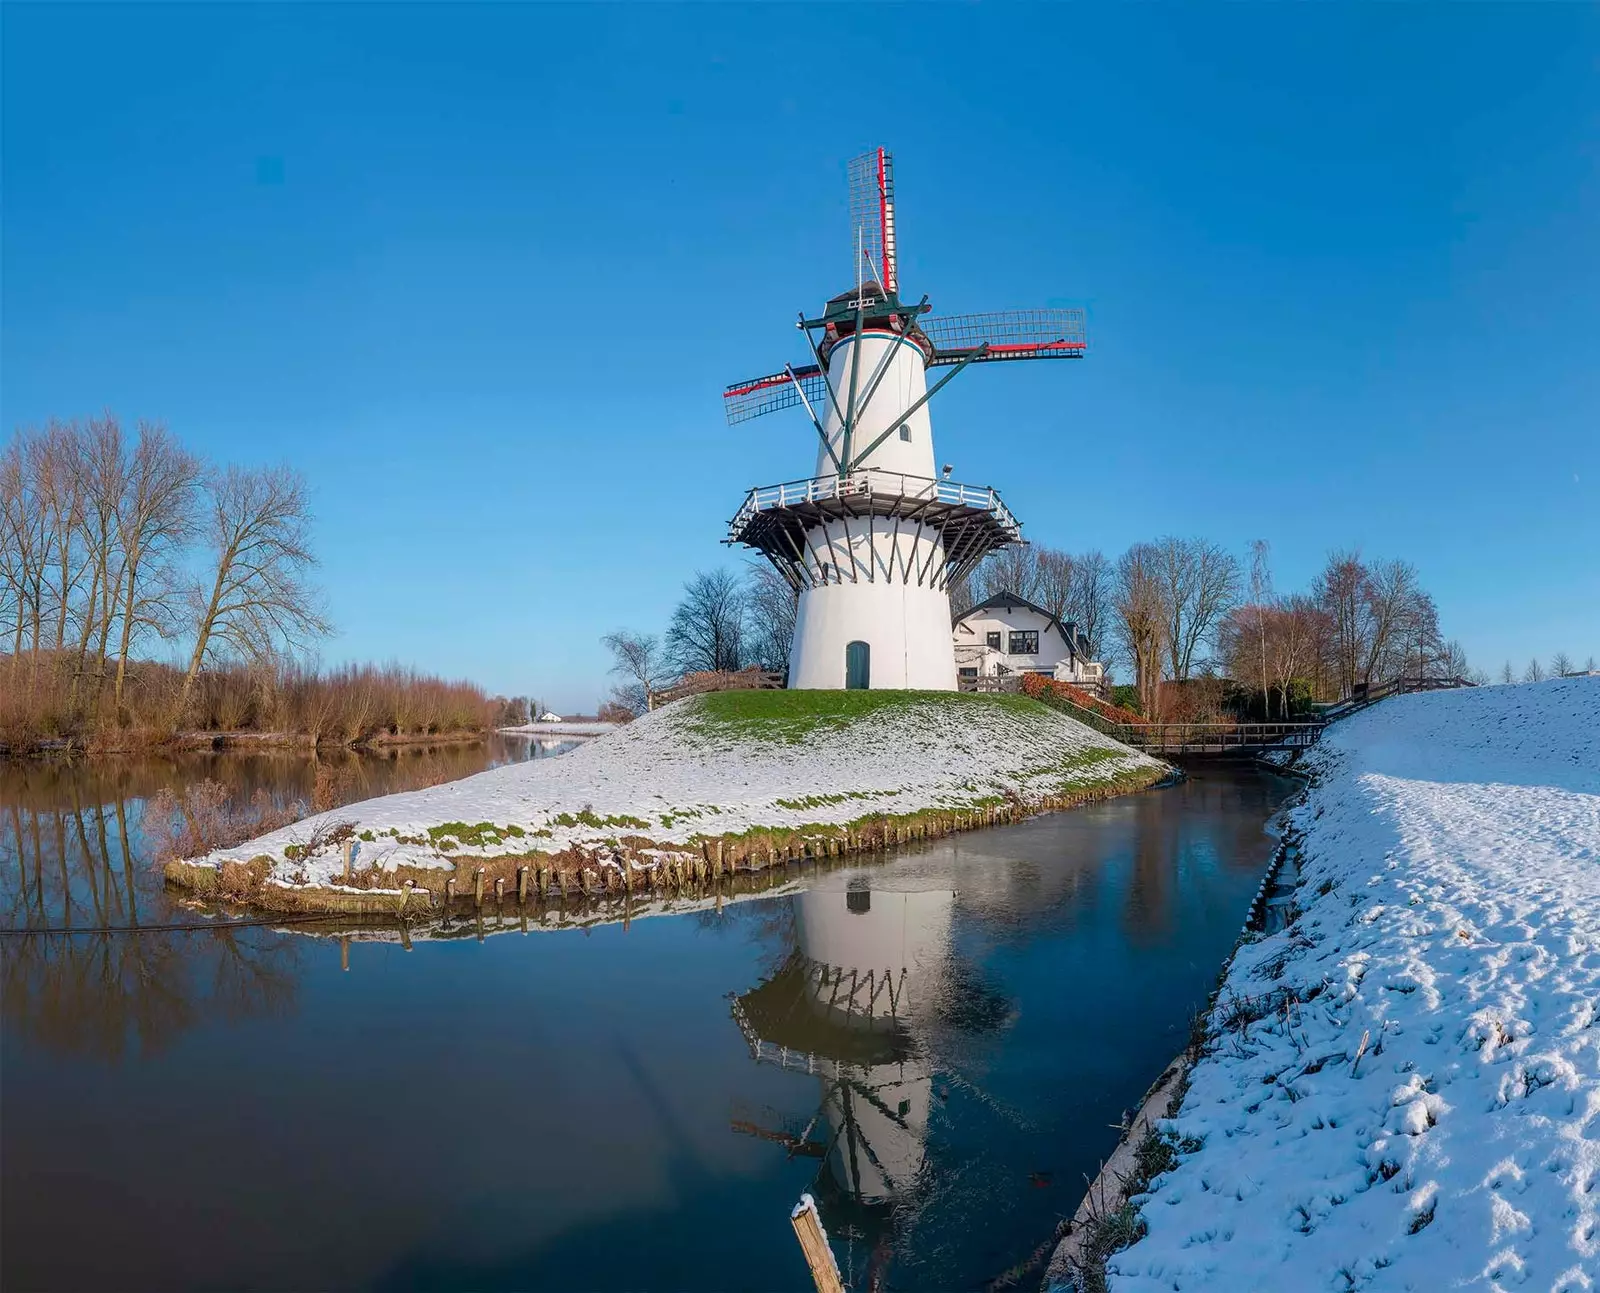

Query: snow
[
  {"left": 1107, "top": 677, "right": 1600, "bottom": 1292},
  {"left": 193, "top": 693, "right": 1161, "bottom": 891}
]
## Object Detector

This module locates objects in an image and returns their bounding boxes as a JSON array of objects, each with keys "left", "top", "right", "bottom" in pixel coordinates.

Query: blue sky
[{"left": 4, "top": 4, "right": 1596, "bottom": 709}]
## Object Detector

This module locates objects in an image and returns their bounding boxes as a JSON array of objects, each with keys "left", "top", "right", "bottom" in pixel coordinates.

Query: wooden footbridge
[{"left": 1041, "top": 676, "right": 1478, "bottom": 760}]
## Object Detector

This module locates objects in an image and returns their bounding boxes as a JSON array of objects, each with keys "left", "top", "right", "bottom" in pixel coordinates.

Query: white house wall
[{"left": 952, "top": 607, "right": 1072, "bottom": 675}]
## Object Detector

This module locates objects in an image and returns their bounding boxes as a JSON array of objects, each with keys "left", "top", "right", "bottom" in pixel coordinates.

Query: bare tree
[
  {"left": 1246, "top": 539, "right": 1272, "bottom": 715},
  {"left": 1359, "top": 558, "right": 1424, "bottom": 687},
  {"left": 0, "top": 436, "right": 27, "bottom": 668},
  {"left": 1524, "top": 658, "right": 1545, "bottom": 683},
  {"left": 112, "top": 423, "right": 202, "bottom": 713},
  {"left": 1500, "top": 660, "right": 1515, "bottom": 685},
  {"left": 1033, "top": 548, "right": 1075, "bottom": 621},
  {"left": 1441, "top": 639, "right": 1470, "bottom": 680},
  {"left": 1154, "top": 536, "right": 1240, "bottom": 682},
  {"left": 1315, "top": 549, "right": 1367, "bottom": 698},
  {"left": 743, "top": 561, "right": 798, "bottom": 676},
  {"left": 178, "top": 465, "right": 330, "bottom": 720},
  {"left": 971, "top": 545, "right": 1040, "bottom": 604},
  {"left": 1550, "top": 651, "right": 1573, "bottom": 678},
  {"left": 1114, "top": 543, "right": 1166, "bottom": 716},
  {"left": 602, "top": 629, "right": 667, "bottom": 714},
  {"left": 69, "top": 415, "right": 129, "bottom": 698},
  {"left": 1065, "top": 549, "right": 1111, "bottom": 660},
  {"left": 666, "top": 569, "right": 745, "bottom": 674},
  {"left": 1266, "top": 595, "right": 1324, "bottom": 718}
]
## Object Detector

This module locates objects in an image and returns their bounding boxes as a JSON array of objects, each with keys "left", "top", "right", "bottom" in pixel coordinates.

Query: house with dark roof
[{"left": 951, "top": 592, "right": 1106, "bottom": 693}]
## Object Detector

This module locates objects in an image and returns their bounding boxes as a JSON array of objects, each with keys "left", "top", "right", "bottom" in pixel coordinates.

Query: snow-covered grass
[
  {"left": 176, "top": 690, "right": 1162, "bottom": 899},
  {"left": 1106, "top": 677, "right": 1600, "bottom": 1292}
]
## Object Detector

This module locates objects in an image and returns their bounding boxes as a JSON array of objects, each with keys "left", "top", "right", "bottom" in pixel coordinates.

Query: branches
[
  {"left": 179, "top": 464, "right": 331, "bottom": 720},
  {"left": 742, "top": 561, "right": 798, "bottom": 676},
  {"left": 1114, "top": 543, "right": 1167, "bottom": 717},
  {"left": 1155, "top": 536, "right": 1241, "bottom": 683},
  {"left": 0, "top": 413, "right": 344, "bottom": 743},
  {"left": 665, "top": 568, "right": 745, "bottom": 675},
  {"left": 602, "top": 629, "right": 667, "bottom": 715}
]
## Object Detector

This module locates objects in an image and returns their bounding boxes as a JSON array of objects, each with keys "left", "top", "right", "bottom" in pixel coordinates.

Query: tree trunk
[{"left": 114, "top": 559, "right": 139, "bottom": 715}]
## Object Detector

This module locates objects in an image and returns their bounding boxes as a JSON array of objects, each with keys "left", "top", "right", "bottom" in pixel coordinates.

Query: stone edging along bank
[{"left": 163, "top": 764, "right": 1170, "bottom": 916}]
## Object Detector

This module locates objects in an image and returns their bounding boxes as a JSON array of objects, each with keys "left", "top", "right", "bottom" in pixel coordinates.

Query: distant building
[{"left": 952, "top": 592, "right": 1105, "bottom": 692}]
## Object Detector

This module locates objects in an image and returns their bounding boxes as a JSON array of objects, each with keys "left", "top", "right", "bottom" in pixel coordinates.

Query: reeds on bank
[{"left": 1, "top": 651, "right": 496, "bottom": 754}]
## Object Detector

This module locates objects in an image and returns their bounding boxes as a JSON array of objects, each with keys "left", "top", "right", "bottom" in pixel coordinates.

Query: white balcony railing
[{"left": 729, "top": 469, "right": 1019, "bottom": 538}]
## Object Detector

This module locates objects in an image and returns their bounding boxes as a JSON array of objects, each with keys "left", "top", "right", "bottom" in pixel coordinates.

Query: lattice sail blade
[
  {"left": 847, "top": 147, "right": 896, "bottom": 294},
  {"left": 920, "top": 309, "right": 1087, "bottom": 365},
  {"left": 723, "top": 365, "right": 827, "bottom": 424}
]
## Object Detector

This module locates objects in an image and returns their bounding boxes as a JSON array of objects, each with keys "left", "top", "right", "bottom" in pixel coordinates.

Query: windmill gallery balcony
[{"left": 726, "top": 469, "right": 1022, "bottom": 592}]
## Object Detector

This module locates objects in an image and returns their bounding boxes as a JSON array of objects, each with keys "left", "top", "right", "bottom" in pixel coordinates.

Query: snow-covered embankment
[
  {"left": 165, "top": 691, "right": 1165, "bottom": 911},
  {"left": 1104, "top": 678, "right": 1600, "bottom": 1291}
]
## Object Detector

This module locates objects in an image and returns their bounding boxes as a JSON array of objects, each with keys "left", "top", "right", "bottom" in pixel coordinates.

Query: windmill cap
[{"left": 826, "top": 280, "right": 887, "bottom": 311}]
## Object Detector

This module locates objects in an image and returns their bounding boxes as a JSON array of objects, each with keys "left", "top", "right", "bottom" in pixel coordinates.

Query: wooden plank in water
[{"left": 789, "top": 1193, "right": 845, "bottom": 1293}]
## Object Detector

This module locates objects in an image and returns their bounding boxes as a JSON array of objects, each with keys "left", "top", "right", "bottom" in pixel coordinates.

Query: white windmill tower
[{"left": 724, "top": 147, "right": 1086, "bottom": 690}]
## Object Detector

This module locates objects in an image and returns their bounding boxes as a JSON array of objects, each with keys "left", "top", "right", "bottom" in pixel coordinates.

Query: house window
[
  {"left": 899, "top": 425, "right": 911, "bottom": 441},
  {"left": 985, "top": 631, "right": 1002, "bottom": 650},
  {"left": 1008, "top": 630, "right": 1039, "bottom": 655},
  {"left": 958, "top": 666, "right": 978, "bottom": 679}
]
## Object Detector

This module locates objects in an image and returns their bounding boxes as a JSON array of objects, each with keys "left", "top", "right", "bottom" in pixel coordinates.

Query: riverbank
[
  {"left": 2, "top": 726, "right": 491, "bottom": 760},
  {"left": 163, "top": 690, "right": 1167, "bottom": 913},
  {"left": 1083, "top": 676, "right": 1599, "bottom": 1290}
]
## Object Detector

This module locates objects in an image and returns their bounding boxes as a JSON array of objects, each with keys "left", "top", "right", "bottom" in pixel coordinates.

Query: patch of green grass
[
  {"left": 427, "top": 821, "right": 505, "bottom": 848},
  {"left": 686, "top": 689, "right": 1051, "bottom": 743},
  {"left": 551, "top": 809, "right": 650, "bottom": 830},
  {"left": 773, "top": 789, "right": 885, "bottom": 811}
]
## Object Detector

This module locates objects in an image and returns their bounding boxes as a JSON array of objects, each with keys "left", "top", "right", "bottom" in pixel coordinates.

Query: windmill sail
[
  {"left": 847, "top": 148, "right": 896, "bottom": 294},
  {"left": 724, "top": 364, "right": 827, "bottom": 424},
  {"left": 920, "top": 309, "right": 1087, "bottom": 365}
]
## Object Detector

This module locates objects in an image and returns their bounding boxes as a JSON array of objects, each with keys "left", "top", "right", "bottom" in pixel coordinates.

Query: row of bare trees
[
  {"left": 600, "top": 564, "right": 794, "bottom": 715},
  {"left": 1504, "top": 654, "right": 1597, "bottom": 684},
  {"left": 2, "top": 415, "right": 494, "bottom": 749},
  {"left": 966, "top": 538, "right": 1472, "bottom": 719},
  {"left": 1217, "top": 546, "right": 1463, "bottom": 718}
]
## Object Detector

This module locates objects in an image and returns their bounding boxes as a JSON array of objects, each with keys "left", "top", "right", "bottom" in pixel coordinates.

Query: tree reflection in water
[{"left": 0, "top": 735, "right": 555, "bottom": 1060}]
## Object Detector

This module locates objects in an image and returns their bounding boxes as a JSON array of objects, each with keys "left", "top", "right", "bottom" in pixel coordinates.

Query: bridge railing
[{"left": 1121, "top": 722, "right": 1326, "bottom": 753}]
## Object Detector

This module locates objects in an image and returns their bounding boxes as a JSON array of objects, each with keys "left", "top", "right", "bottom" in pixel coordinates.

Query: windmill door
[{"left": 845, "top": 641, "right": 871, "bottom": 690}]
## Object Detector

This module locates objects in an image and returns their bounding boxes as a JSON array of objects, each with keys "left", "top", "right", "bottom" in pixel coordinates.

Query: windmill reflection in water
[{"left": 728, "top": 878, "right": 1017, "bottom": 1284}]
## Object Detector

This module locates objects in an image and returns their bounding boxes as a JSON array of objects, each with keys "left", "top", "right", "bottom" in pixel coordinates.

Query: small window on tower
[{"left": 899, "top": 425, "right": 911, "bottom": 442}]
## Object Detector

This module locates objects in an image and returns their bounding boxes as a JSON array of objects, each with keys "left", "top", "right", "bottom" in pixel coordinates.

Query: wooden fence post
[{"left": 789, "top": 1194, "right": 844, "bottom": 1293}]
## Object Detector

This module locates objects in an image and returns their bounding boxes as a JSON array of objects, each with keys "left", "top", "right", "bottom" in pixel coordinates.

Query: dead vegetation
[{"left": 143, "top": 780, "right": 302, "bottom": 865}]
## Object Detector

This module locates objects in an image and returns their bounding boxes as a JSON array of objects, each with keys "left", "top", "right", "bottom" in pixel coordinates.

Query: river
[{"left": 0, "top": 741, "right": 1296, "bottom": 1292}]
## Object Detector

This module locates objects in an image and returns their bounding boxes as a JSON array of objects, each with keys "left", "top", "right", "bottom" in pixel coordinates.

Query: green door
[{"left": 845, "top": 640, "right": 870, "bottom": 690}]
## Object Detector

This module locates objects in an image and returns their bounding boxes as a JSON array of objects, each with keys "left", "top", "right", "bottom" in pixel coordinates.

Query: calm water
[{"left": 1, "top": 748, "right": 1295, "bottom": 1292}]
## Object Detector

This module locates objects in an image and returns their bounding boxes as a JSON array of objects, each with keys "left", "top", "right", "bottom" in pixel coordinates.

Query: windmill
[{"left": 724, "top": 147, "right": 1086, "bottom": 690}]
